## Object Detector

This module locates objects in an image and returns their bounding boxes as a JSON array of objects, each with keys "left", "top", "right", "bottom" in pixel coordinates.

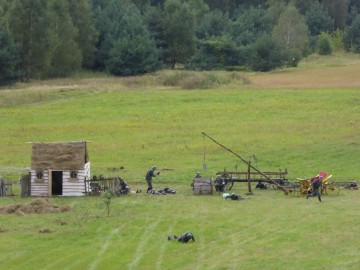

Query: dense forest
[{"left": 1, "top": 0, "right": 360, "bottom": 85}]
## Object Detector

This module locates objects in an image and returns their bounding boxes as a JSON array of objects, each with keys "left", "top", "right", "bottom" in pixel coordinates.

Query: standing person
[
  {"left": 307, "top": 174, "right": 323, "bottom": 202},
  {"left": 145, "top": 166, "right": 160, "bottom": 191}
]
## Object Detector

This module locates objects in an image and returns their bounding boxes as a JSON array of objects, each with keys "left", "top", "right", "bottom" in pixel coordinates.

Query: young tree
[
  {"left": 144, "top": 4, "right": 166, "bottom": 61},
  {"left": 46, "top": 0, "right": 82, "bottom": 77},
  {"left": 162, "top": 0, "right": 196, "bottom": 68},
  {"left": 305, "top": 1, "right": 334, "bottom": 36},
  {"left": 231, "top": 6, "right": 272, "bottom": 46},
  {"left": 203, "top": 0, "right": 237, "bottom": 16},
  {"left": 0, "top": 0, "right": 12, "bottom": 27},
  {"left": 343, "top": 14, "right": 360, "bottom": 53},
  {"left": 7, "top": 0, "right": 53, "bottom": 79},
  {"left": 187, "top": 35, "right": 240, "bottom": 70},
  {"left": 265, "top": 0, "right": 287, "bottom": 25},
  {"left": 186, "top": 0, "right": 210, "bottom": 24},
  {"left": 293, "top": 0, "right": 319, "bottom": 15},
  {"left": 68, "top": 0, "right": 98, "bottom": 69},
  {"left": 97, "top": 0, "right": 161, "bottom": 75},
  {"left": 204, "top": 0, "right": 266, "bottom": 16},
  {"left": 346, "top": 4, "right": 359, "bottom": 26},
  {"left": 249, "top": 34, "right": 289, "bottom": 71},
  {"left": 196, "top": 9, "right": 231, "bottom": 40},
  {"left": 0, "top": 27, "right": 21, "bottom": 85},
  {"left": 317, "top": 32, "right": 334, "bottom": 55},
  {"left": 272, "top": 4, "right": 310, "bottom": 56},
  {"left": 321, "top": 0, "right": 350, "bottom": 29},
  {"left": 101, "top": 190, "right": 114, "bottom": 217}
]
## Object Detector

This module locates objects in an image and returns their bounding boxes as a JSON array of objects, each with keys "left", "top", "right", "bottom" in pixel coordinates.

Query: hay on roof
[{"left": 31, "top": 141, "right": 88, "bottom": 170}]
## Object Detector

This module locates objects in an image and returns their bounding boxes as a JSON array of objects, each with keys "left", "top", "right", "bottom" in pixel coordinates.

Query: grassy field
[
  {"left": 0, "top": 53, "right": 360, "bottom": 269},
  {"left": 1, "top": 186, "right": 360, "bottom": 270}
]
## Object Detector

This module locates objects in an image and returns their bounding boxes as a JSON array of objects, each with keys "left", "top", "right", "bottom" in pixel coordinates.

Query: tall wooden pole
[
  {"left": 201, "top": 132, "right": 288, "bottom": 195},
  {"left": 247, "top": 161, "right": 253, "bottom": 195}
]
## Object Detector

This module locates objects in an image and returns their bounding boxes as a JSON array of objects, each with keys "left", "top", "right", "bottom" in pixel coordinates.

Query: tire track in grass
[
  {"left": 128, "top": 220, "right": 160, "bottom": 270},
  {"left": 155, "top": 223, "right": 174, "bottom": 270},
  {"left": 88, "top": 227, "right": 120, "bottom": 270},
  {"left": 193, "top": 224, "right": 206, "bottom": 270}
]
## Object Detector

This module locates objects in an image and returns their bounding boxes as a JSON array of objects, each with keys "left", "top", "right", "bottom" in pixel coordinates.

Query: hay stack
[{"left": 31, "top": 141, "right": 88, "bottom": 170}]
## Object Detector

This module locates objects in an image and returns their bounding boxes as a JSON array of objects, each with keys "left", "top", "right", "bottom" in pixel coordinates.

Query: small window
[
  {"left": 36, "top": 171, "right": 43, "bottom": 180},
  {"left": 70, "top": 171, "right": 78, "bottom": 179}
]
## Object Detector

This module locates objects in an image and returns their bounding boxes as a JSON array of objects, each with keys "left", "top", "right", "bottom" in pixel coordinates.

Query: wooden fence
[{"left": 0, "top": 178, "right": 14, "bottom": 196}]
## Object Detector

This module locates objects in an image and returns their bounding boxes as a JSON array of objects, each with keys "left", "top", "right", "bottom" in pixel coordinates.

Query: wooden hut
[{"left": 29, "top": 141, "right": 90, "bottom": 196}]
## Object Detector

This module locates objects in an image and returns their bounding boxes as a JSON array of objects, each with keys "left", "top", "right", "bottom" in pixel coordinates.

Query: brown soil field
[{"left": 249, "top": 63, "right": 360, "bottom": 89}]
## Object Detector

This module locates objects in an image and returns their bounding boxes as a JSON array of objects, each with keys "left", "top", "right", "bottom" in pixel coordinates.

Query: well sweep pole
[{"left": 201, "top": 132, "right": 288, "bottom": 195}]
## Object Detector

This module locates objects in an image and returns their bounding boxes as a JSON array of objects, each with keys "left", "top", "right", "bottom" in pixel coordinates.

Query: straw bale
[{"left": 31, "top": 141, "right": 88, "bottom": 170}]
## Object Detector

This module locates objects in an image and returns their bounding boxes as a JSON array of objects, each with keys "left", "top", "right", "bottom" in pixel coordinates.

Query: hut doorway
[{"left": 52, "top": 171, "right": 63, "bottom": 195}]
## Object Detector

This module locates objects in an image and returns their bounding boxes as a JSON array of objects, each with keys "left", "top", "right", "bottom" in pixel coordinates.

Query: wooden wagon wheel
[{"left": 225, "top": 179, "right": 234, "bottom": 191}]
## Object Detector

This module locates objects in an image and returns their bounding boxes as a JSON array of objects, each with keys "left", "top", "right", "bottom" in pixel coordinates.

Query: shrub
[
  {"left": 343, "top": 14, "right": 360, "bottom": 53},
  {"left": 317, "top": 32, "right": 334, "bottom": 55},
  {"left": 0, "top": 28, "right": 22, "bottom": 85},
  {"left": 249, "top": 35, "right": 289, "bottom": 72}
]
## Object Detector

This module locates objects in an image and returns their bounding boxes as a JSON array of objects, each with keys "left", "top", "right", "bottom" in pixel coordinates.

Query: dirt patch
[
  {"left": 250, "top": 63, "right": 360, "bottom": 89},
  {"left": 0, "top": 198, "right": 71, "bottom": 215}
]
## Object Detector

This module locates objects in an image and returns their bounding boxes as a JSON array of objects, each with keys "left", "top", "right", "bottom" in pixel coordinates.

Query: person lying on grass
[{"left": 168, "top": 232, "right": 195, "bottom": 243}]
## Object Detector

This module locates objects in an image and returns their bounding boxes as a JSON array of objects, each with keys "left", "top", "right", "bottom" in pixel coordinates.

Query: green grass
[
  {"left": 1, "top": 54, "right": 360, "bottom": 269},
  {"left": 1, "top": 186, "right": 359, "bottom": 270},
  {"left": 1, "top": 86, "right": 359, "bottom": 181}
]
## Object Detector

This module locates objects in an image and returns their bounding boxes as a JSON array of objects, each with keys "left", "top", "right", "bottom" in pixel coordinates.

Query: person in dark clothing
[
  {"left": 168, "top": 232, "right": 195, "bottom": 243},
  {"left": 118, "top": 177, "right": 130, "bottom": 194},
  {"left": 191, "top": 172, "right": 202, "bottom": 190},
  {"left": 214, "top": 175, "right": 226, "bottom": 192},
  {"left": 115, "top": 177, "right": 141, "bottom": 195},
  {"left": 255, "top": 181, "right": 266, "bottom": 189},
  {"left": 145, "top": 166, "right": 160, "bottom": 189},
  {"left": 225, "top": 193, "right": 244, "bottom": 200},
  {"left": 307, "top": 175, "right": 323, "bottom": 202}
]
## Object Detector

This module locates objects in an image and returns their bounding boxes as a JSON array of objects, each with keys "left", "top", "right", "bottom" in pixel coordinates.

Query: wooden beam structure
[{"left": 202, "top": 132, "right": 289, "bottom": 195}]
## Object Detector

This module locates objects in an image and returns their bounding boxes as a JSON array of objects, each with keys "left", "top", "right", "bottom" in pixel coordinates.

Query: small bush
[
  {"left": 331, "top": 29, "right": 344, "bottom": 51},
  {"left": 317, "top": 32, "right": 334, "bottom": 55}
]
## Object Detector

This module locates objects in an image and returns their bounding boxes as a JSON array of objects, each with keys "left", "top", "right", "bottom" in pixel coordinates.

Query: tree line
[{"left": 1, "top": 0, "right": 360, "bottom": 85}]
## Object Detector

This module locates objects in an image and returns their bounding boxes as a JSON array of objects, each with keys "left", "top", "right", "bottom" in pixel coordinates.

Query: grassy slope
[
  {"left": 1, "top": 75, "right": 359, "bottom": 181},
  {"left": 0, "top": 53, "right": 360, "bottom": 270},
  {"left": 1, "top": 87, "right": 359, "bottom": 181}
]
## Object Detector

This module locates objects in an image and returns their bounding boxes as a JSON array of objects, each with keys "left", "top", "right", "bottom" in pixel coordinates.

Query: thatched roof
[{"left": 31, "top": 141, "right": 89, "bottom": 170}]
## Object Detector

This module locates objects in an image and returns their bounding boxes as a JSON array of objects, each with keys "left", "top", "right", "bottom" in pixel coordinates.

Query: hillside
[{"left": 0, "top": 54, "right": 359, "bottom": 182}]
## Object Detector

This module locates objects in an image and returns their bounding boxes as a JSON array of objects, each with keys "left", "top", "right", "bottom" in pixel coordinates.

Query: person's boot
[{"left": 318, "top": 196, "right": 322, "bottom": 202}]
